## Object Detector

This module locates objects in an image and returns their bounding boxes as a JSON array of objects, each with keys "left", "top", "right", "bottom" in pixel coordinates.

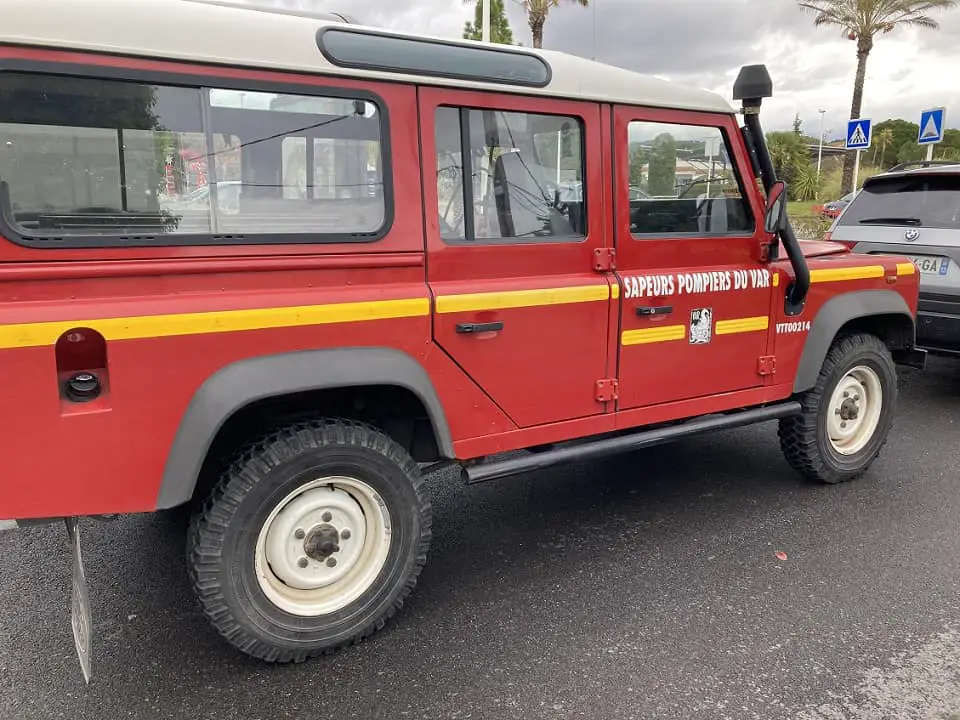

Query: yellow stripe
[
  {"left": 715, "top": 315, "right": 769, "bottom": 335},
  {"left": 621, "top": 324, "right": 686, "bottom": 346},
  {"left": 772, "top": 272, "right": 780, "bottom": 287},
  {"left": 0, "top": 297, "right": 429, "bottom": 350},
  {"left": 809, "top": 265, "right": 884, "bottom": 283},
  {"left": 611, "top": 282, "right": 620, "bottom": 299},
  {"left": 896, "top": 262, "right": 917, "bottom": 276},
  {"left": 436, "top": 284, "right": 610, "bottom": 314}
]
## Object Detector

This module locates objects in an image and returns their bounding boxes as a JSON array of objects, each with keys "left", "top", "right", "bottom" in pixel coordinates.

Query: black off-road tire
[
  {"left": 186, "top": 418, "right": 431, "bottom": 662},
  {"left": 778, "top": 333, "right": 897, "bottom": 484}
]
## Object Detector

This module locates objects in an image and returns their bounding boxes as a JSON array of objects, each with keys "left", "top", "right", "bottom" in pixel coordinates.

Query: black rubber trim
[
  {"left": 792, "top": 290, "right": 914, "bottom": 393},
  {"left": 918, "top": 291, "right": 960, "bottom": 316},
  {"left": 156, "top": 347, "right": 455, "bottom": 509}
]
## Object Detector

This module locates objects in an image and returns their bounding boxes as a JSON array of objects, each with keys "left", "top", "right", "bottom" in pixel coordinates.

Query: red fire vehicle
[{"left": 0, "top": 0, "right": 925, "bottom": 682}]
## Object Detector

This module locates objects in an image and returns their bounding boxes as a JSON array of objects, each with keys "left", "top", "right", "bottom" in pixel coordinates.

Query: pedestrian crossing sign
[
  {"left": 846, "top": 118, "right": 872, "bottom": 150},
  {"left": 918, "top": 107, "right": 945, "bottom": 145}
]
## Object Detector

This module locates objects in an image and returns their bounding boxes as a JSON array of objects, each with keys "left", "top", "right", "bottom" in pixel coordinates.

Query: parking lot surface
[{"left": 2, "top": 357, "right": 960, "bottom": 720}]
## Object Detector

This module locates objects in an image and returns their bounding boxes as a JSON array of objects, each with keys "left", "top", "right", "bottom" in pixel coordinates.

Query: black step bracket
[{"left": 462, "top": 401, "right": 802, "bottom": 484}]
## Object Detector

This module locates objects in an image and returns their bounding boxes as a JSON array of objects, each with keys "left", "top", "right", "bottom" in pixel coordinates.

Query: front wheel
[
  {"left": 778, "top": 333, "right": 897, "bottom": 484},
  {"left": 186, "top": 419, "right": 431, "bottom": 662}
]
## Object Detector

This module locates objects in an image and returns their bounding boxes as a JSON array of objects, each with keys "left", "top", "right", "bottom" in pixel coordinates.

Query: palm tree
[
  {"left": 798, "top": 0, "right": 958, "bottom": 194},
  {"left": 517, "top": 0, "right": 590, "bottom": 49},
  {"left": 872, "top": 127, "right": 894, "bottom": 168}
]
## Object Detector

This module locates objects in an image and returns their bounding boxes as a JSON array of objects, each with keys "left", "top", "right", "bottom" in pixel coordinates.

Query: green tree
[
  {"left": 628, "top": 143, "right": 649, "bottom": 187},
  {"left": 463, "top": 0, "right": 516, "bottom": 44},
  {"left": 871, "top": 126, "right": 894, "bottom": 168},
  {"left": 872, "top": 118, "right": 919, "bottom": 164},
  {"left": 792, "top": 162, "right": 823, "bottom": 201},
  {"left": 896, "top": 139, "right": 925, "bottom": 164},
  {"left": 515, "top": 0, "right": 589, "bottom": 49},
  {"left": 766, "top": 130, "right": 808, "bottom": 194},
  {"left": 647, "top": 133, "right": 677, "bottom": 196},
  {"left": 797, "top": 0, "right": 958, "bottom": 195},
  {"left": 940, "top": 128, "right": 960, "bottom": 159}
]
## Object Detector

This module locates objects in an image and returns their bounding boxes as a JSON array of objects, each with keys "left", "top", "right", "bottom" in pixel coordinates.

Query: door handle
[
  {"left": 456, "top": 321, "right": 504, "bottom": 334},
  {"left": 635, "top": 305, "right": 673, "bottom": 316}
]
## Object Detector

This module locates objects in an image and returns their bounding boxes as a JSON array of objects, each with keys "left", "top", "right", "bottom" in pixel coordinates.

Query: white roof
[{"left": 0, "top": 0, "right": 735, "bottom": 115}]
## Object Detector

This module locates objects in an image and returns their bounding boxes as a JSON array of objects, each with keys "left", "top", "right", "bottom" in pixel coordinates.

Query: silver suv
[{"left": 827, "top": 161, "right": 960, "bottom": 356}]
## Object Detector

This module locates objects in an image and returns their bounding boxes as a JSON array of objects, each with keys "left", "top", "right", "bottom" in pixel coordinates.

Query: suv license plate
[{"left": 905, "top": 255, "right": 950, "bottom": 276}]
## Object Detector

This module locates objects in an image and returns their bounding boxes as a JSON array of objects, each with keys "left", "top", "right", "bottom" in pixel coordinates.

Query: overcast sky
[{"left": 239, "top": 0, "right": 960, "bottom": 139}]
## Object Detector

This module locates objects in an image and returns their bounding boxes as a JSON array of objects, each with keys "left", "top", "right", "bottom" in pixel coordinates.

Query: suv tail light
[{"left": 825, "top": 232, "right": 857, "bottom": 250}]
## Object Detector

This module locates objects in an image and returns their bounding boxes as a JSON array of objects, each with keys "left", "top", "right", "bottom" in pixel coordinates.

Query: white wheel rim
[
  {"left": 254, "top": 476, "right": 392, "bottom": 616},
  {"left": 826, "top": 365, "right": 883, "bottom": 456}
]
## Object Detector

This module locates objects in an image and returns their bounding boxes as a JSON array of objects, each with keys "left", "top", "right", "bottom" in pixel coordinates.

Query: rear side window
[
  {"left": 838, "top": 174, "right": 960, "bottom": 229},
  {"left": 0, "top": 71, "right": 389, "bottom": 247}
]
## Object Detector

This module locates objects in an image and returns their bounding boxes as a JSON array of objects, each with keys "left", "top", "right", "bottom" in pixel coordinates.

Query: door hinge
[
  {"left": 594, "top": 247, "right": 616, "bottom": 272},
  {"left": 758, "top": 355, "right": 776, "bottom": 376},
  {"left": 595, "top": 378, "right": 619, "bottom": 403},
  {"left": 758, "top": 241, "right": 771, "bottom": 263}
]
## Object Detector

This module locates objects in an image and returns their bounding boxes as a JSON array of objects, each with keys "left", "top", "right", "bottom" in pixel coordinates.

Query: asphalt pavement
[{"left": 3, "top": 356, "right": 960, "bottom": 720}]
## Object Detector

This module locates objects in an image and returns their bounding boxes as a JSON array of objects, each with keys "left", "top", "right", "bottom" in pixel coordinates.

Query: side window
[
  {"left": 0, "top": 72, "right": 389, "bottom": 246},
  {"left": 0, "top": 74, "right": 206, "bottom": 237},
  {"left": 208, "top": 89, "right": 385, "bottom": 236},
  {"left": 626, "top": 121, "right": 753, "bottom": 237},
  {"left": 433, "top": 105, "right": 586, "bottom": 244}
]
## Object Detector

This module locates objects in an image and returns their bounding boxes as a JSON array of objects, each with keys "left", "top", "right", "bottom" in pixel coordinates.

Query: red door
[
  {"left": 418, "top": 87, "right": 615, "bottom": 428},
  {"left": 611, "top": 106, "right": 775, "bottom": 410}
]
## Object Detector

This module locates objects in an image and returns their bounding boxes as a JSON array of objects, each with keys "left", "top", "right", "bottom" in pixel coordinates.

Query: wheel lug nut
[
  {"left": 835, "top": 408, "right": 841, "bottom": 415},
  {"left": 843, "top": 391, "right": 849, "bottom": 398},
  {"left": 321, "top": 512, "right": 332, "bottom": 522},
  {"left": 326, "top": 558, "right": 337, "bottom": 568},
  {"left": 294, "top": 528, "right": 305, "bottom": 540},
  {"left": 840, "top": 421, "right": 847, "bottom": 428},
  {"left": 853, "top": 395, "right": 859, "bottom": 401},
  {"left": 341, "top": 529, "right": 352, "bottom": 540},
  {"left": 297, "top": 556, "right": 308, "bottom": 568}
]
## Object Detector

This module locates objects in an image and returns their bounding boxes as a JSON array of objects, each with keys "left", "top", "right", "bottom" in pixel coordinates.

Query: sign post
[
  {"left": 918, "top": 107, "right": 946, "bottom": 162},
  {"left": 846, "top": 117, "right": 872, "bottom": 191}
]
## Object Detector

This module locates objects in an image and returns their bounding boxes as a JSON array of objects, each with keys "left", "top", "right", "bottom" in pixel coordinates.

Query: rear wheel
[
  {"left": 778, "top": 333, "right": 897, "bottom": 484},
  {"left": 186, "top": 419, "right": 431, "bottom": 662}
]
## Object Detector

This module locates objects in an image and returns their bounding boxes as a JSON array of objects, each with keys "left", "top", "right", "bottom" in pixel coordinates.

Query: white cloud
[{"left": 229, "top": 0, "right": 960, "bottom": 134}]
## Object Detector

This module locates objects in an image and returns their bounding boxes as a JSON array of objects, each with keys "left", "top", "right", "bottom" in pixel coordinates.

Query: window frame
[
  {"left": 0, "top": 59, "right": 394, "bottom": 250},
  {"left": 432, "top": 103, "right": 590, "bottom": 247},
  {"left": 624, "top": 119, "right": 756, "bottom": 241}
]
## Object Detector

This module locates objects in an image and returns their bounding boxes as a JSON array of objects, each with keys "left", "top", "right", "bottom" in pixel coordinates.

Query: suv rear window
[{"left": 837, "top": 173, "right": 960, "bottom": 229}]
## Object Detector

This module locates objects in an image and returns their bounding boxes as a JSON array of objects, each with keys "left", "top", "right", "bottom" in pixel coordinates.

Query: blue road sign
[
  {"left": 918, "top": 107, "right": 946, "bottom": 145},
  {"left": 846, "top": 118, "right": 872, "bottom": 150}
]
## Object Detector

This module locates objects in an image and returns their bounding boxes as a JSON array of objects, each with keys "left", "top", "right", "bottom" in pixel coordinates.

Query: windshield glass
[{"left": 838, "top": 174, "right": 960, "bottom": 229}]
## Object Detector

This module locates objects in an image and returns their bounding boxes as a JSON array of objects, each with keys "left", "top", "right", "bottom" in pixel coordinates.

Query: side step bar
[{"left": 462, "top": 401, "right": 802, "bottom": 484}]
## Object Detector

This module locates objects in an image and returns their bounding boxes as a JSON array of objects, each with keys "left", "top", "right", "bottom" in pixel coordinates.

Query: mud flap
[{"left": 65, "top": 517, "right": 92, "bottom": 684}]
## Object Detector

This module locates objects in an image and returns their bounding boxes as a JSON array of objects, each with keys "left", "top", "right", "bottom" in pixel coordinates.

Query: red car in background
[{"left": 815, "top": 190, "right": 856, "bottom": 218}]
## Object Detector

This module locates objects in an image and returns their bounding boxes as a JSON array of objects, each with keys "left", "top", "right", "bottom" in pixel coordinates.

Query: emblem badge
[
  {"left": 689, "top": 308, "right": 713, "bottom": 345},
  {"left": 904, "top": 228, "right": 920, "bottom": 241}
]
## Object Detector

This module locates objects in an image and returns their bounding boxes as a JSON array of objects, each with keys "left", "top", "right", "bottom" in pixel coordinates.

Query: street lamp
[{"left": 816, "top": 108, "right": 826, "bottom": 180}]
